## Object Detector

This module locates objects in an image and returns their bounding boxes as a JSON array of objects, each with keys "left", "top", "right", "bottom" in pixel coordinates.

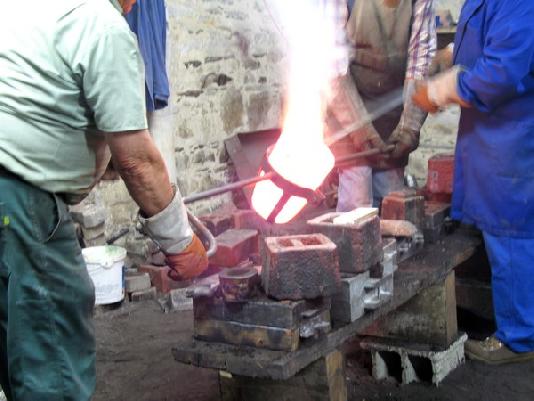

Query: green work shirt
[{"left": 0, "top": 0, "right": 147, "bottom": 200}]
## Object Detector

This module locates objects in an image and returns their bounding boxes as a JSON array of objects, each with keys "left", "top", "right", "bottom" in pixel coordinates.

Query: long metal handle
[{"left": 183, "top": 146, "right": 394, "bottom": 205}]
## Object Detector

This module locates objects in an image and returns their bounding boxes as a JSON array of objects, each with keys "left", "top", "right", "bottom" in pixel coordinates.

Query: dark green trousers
[{"left": 0, "top": 174, "right": 95, "bottom": 401}]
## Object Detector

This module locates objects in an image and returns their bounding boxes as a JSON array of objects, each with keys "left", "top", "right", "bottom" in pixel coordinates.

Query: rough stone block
[
  {"left": 125, "top": 272, "right": 151, "bottom": 294},
  {"left": 69, "top": 203, "right": 106, "bottom": 228},
  {"left": 81, "top": 223, "right": 106, "bottom": 240},
  {"left": 130, "top": 286, "right": 157, "bottom": 302},
  {"left": 307, "top": 212, "right": 382, "bottom": 273},
  {"left": 199, "top": 212, "right": 235, "bottom": 236},
  {"left": 83, "top": 234, "right": 106, "bottom": 247},
  {"left": 139, "top": 264, "right": 184, "bottom": 294},
  {"left": 210, "top": 229, "right": 259, "bottom": 267},
  {"left": 261, "top": 234, "right": 340, "bottom": 301},
  {"left": 381, "top": 189, "right": 425, "bottom": 230},
  {"left": 332, "top": 272, "right": 370, "bottom": 324},
  {"left": 363, "top": 333, "right": 467, "bottom": 385},
  {"left": 427, "top": 154, "right": 455, "bottom": 195}
]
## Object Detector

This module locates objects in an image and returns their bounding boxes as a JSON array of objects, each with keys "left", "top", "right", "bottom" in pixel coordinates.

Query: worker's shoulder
[{"left": 60, "top": 0, "right": 130, "bottom": 35}]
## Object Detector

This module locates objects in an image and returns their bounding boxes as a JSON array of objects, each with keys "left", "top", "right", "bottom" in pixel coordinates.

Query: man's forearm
[{"left": 106, "top": 129, "right": 174, "bottom": 217}]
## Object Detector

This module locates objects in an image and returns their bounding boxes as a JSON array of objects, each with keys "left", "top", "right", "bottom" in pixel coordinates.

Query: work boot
[{"left": 465, "top": 336, "right": 534, "bottom": 365}]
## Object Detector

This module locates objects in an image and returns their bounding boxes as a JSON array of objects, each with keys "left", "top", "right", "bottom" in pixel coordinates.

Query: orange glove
[
  {"left": 412, "top": 83, "right": 440, "bottom": 114},
  {"left": 165, "top": 234, "right": 208, "bottom": 281}
]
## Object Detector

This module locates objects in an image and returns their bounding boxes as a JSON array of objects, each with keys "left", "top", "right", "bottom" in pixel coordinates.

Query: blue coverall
[{"left": 452, "top": 0, "right": 534, "bottom": 352}]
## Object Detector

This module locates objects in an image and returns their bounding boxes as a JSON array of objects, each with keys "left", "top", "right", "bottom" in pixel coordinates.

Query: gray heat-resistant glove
[{"left": 388, "top": 80, "right": 427, "bottom": 159}]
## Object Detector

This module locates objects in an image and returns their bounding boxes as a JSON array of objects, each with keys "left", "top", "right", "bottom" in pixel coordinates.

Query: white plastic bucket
[{"left": 82, "top": 245, "right": 127, "bottom": 305}]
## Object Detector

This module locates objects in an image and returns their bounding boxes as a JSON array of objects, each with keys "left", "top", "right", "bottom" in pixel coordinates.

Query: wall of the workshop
[{"left": 165, "top": 0, "right": 286, "bottom": 214}]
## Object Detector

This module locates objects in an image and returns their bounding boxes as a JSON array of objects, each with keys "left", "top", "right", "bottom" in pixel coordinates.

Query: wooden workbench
[{"left": 172, "top": 230, "right": 481, "bottom": 381}]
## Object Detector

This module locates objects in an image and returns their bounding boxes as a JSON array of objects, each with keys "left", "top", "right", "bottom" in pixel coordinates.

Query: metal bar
[
  {"left": 184, "top": 172, "right": 276, "bottom": 204},
  {"left": 325, "top": 88, "right": 404, "bottom": 146},
  {"left": 183, "top": 146, "right": 393, "bottom": 204}
]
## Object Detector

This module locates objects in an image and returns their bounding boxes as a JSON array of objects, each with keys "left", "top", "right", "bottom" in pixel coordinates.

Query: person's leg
[
  {"left": 0, "top": 270, "right": 11, "bottom": 400},
  {"left": 337, "top": 166, "right": 373, "bottom": 212},
  {"left": 1, "top": 192, "right": 13, "bottom": 400},
  {"left": 371, "top": 167, "right": 405, "bottom": 207},
  {"left": 483, "top": 232, "right": 534, "bottom": 352},
  {"left": 0, "top": 175, "right": 96, "bottom": 401}
]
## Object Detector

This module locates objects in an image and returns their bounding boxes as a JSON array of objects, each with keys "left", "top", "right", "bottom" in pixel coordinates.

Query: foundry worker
[
  {"left": 326, "top": 0, "right": 436, "bottom": 211},
  {"left": 0, "top": 0, "right": 208, "bottom": 400},
  {"left": 413, "top": 0, "right": 534, "bottom": 364}
]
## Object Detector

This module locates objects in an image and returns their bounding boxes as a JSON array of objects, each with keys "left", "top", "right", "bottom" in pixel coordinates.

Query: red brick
[
  {"left": 139, "top": 264, "right": 184, "bottom": 294},
  {"left": 261, "top": 234, "right": 340, "bottom": 301},
  {"left": 427, "top": 154, "right": 455, "bottom": 195},
  {"left": 425, "top": 189, "right": 452, "bottom": 204},
  {"left": 381, "top": 189, "right": 425, "bottom": 230},
  {"left": 209, "top": 229, "right": 259, "bottom": 267}
]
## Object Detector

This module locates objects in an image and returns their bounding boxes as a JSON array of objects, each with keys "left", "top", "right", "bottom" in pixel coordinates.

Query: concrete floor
[{"left": 93, "top": 301, "right": 534, "bottom": 401}]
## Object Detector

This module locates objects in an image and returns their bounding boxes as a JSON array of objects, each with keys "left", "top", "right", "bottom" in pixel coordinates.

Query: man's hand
[
  {"left": 413, "top": 67, "right": 470, "bottom": 113},
  {"left": 387, "top": 125, "right": 419, "bottom": 159},
  {"left": 350, "top": 124, "right": 389, "bottom": 153},
  {"left": 166, "top": 234, "right": 209, "bottom": 281},
  {"left": 412, "top": 82, "right": 440, "bottom": 113}
]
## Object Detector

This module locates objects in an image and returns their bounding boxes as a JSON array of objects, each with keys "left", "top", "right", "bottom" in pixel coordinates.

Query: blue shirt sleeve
[{"left": 457, "top": 1, "right": 534, "bottom": 112}]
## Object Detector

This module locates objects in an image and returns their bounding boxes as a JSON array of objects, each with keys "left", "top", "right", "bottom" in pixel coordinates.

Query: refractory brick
[
  {"left": 261, "top": 234, "right": 340, "bottom": 301},
  {"left": 308, "top": 212, "right": 382, "bottom": 273},
  {"left": 427, "top": 154, "right": 455, "bottom": 195},
  {"left": 209, "top": 229, "right": 259, "bottom": 267},
  {"left": 381, "top": 189, "right": 425, "bottom": 230}
]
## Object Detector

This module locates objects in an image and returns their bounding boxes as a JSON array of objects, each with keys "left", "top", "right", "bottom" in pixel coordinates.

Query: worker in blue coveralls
[
  {"left": 0, "top": 1, "right": 208, "bottom": 400},
  {"left": 413, "top": 0, "right": 534, "bottom": 364}
]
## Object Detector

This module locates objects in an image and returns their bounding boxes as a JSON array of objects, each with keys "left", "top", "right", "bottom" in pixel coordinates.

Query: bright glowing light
[{"left": 251, "top": 0, "right": 346, "bottom": 223}]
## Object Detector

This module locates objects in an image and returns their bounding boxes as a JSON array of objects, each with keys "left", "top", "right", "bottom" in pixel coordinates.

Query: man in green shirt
[{"left": 0, "top": 1, "right": 208, "bottom": 399}]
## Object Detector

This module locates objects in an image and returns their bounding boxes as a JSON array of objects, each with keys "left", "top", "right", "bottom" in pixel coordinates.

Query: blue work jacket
[{"left": 451, "top": 0, "right": 534, "bottom": 237}]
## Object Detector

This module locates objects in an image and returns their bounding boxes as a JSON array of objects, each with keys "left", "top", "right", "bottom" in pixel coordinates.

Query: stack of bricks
[
  {"left": 124, "top": 270, "right": 156, "bottom": 302},
  {"left": 381, "top": 189, "right": 425, "bottom": 231},
  {"left": 191, "top": 232, "right": 337, "bottom": 352},
  {"left": 138, "top": 264, "right": 186, "bottom": 294},
  {"left": 307, "top": 209, "right": 385, "bottom": 324},
  {"left": 423, "top": 154, "right": 455, "bottom": 242},
  {"left": 69, "top": 203, "right": 107, "bottom": 247}
]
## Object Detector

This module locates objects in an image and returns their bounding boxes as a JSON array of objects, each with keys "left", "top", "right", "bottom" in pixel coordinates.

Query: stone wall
[{"left": 166, "top": 0, "right": 287, "bottom": 214}]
